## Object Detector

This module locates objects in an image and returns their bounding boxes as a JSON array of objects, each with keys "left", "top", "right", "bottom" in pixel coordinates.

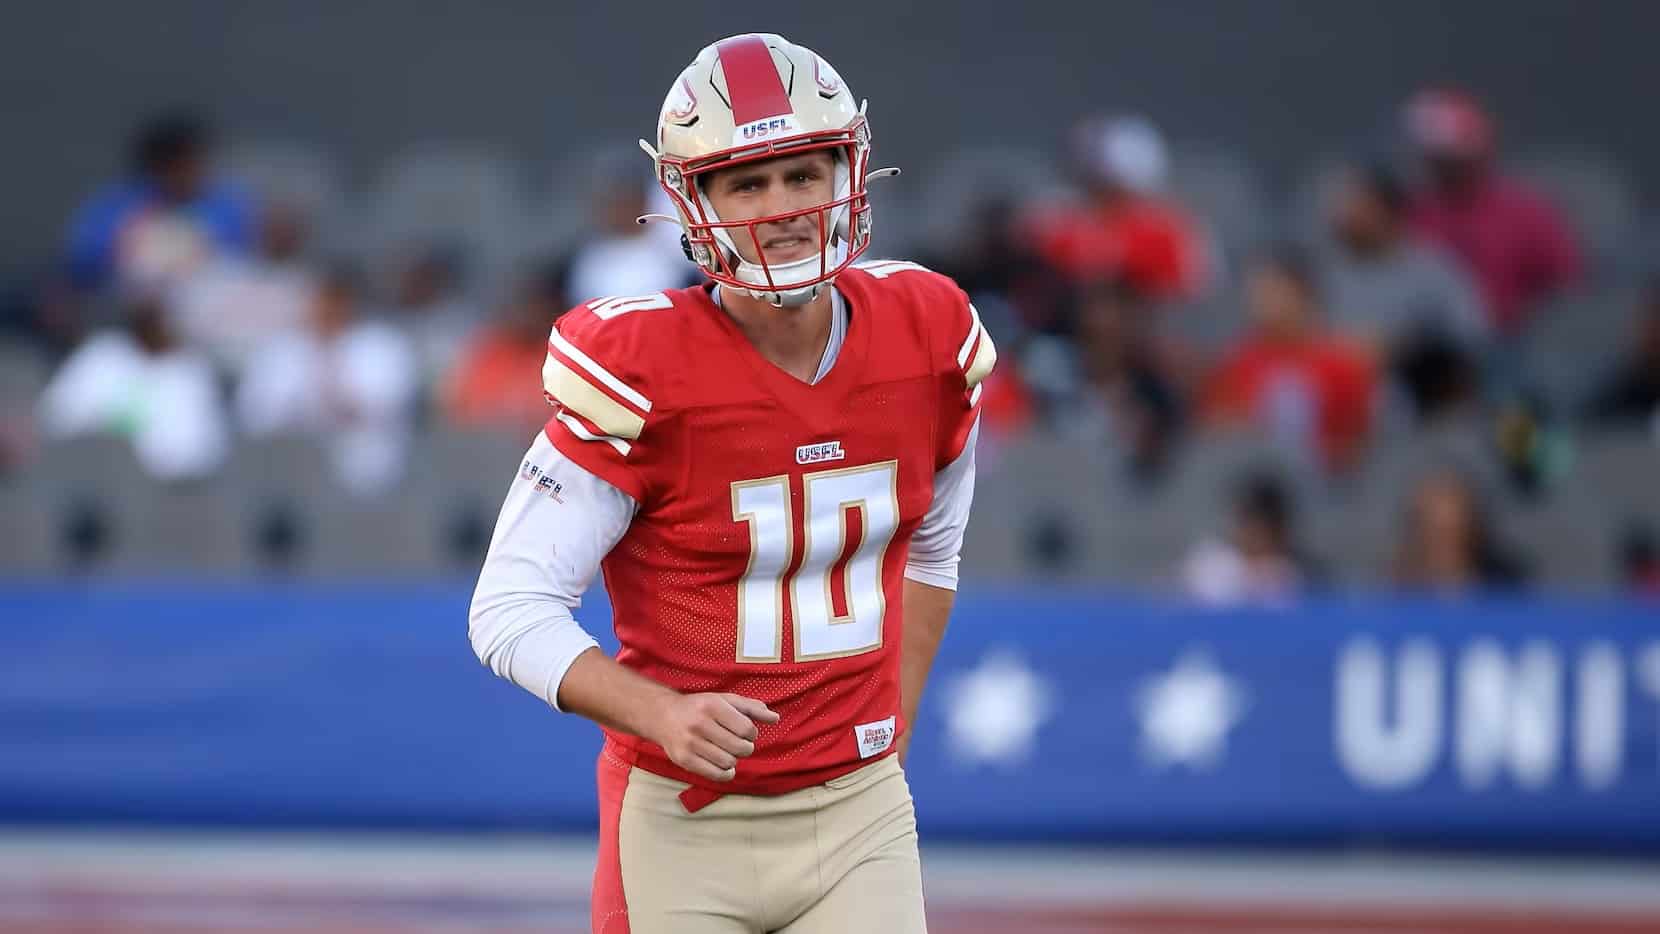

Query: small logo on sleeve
[
  {"left": 520, "top": 461, "right": 565, "bottom": 503},
  {"left": 535, "top": 473, "right": 565, "bottom": 503},
  {"left": 795, "top": 440, "right": 846, "bottom": 465},
  {"left": 854, "top": 716, "right": 896, "bottom": 759}
]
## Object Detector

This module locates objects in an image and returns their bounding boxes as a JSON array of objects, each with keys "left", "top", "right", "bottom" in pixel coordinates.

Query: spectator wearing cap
[
  {"left": 1202, "top": 248, "right": 1376, "bottom": 473},
  {"left": 65, "top": 112, "right": 256, "bottom": 298},
  {"left": 1404, "top": 88, "right": 1580, "bottom": 336},
  {"left": 1028, "top": 115, "right": 1209, "bottom": 304},
  {"left": 1582, "top": 279, "right": 1660, "bottom": 430}
]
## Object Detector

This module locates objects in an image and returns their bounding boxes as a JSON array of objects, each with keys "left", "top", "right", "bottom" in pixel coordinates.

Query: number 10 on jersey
[{"left": 730, "top": 461, "right": 899, "bottom": 663}]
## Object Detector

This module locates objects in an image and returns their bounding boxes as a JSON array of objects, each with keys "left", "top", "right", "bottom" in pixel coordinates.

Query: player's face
[{"left": 702, "top": 151, "right": 837, "bottom": 266}]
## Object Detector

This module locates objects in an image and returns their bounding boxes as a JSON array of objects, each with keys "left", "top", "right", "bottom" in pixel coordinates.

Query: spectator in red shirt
[
  {"left": 1404, "top": 88, "right": 1581, "bottom": 335},
  {"left": 441, "top": 264, "right": 566, "bottom": 431},
  {"left": 1028, "top": 115, "right": 1208, "bottom": 303},
  {"left": 1203, "top": 248, "right": 1376, "bottom": 472}
]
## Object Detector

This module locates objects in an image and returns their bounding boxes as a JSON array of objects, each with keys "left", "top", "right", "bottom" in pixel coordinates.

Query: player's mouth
[{"left": 759, "top": 231, "right": 818, "bottom": 262}]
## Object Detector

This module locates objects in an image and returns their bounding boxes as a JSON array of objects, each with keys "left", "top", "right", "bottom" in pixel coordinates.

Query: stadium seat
[
  {"left": 1508, "top": 147, "right": 1639, "bottom": 272},
  {"left": 1573, "top": 431, "right": 1660, "bottom": 526},
  {"left": 1498, "top": 488, "right": 1617, "bottom": 588},
  {"left": 1161, "top": 432, "right": 1321, "bottom": 524},
  {"left": 363, "top": 143, "right": 528, "bottom": 285},
  {"left": 1157, "top": 287, "right": 1247, "bottom": 355},
  {"left": 219, "top": 139, "right": 350, "bottom": 247},
  {"left": 1284, "top": 157, "right": 1349, "bottom": 246},
  {"left": 33, "top": 436, "right": 250, "bottom": 573},
  {"left": 0, "top": 338, "right": 50, "bottom": 405},
  {"left": 230, "top": 435, "right": 446, "bottom": 577},
  {"left": 1166, "top": 144, "right": 1271, "bottom": 279},
  {"left": 0, "top": 468, "right": 55, "bottom": 573},
  {"left": 914, "top": 145, "right": 1072, "bottom": 254},
  {"left": 416, "top": 426, "right": 539, "bottom": 571},
  {"left": 1516, "top": 290, "right": 1632, "bottom": 417},
  {"left": 965, "top": 434, "right": 1118, "bottom": 583}
]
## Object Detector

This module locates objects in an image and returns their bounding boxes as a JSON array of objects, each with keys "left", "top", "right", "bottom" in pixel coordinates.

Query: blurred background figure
[
  {"left": 169, "top": 200, "right": 318, "bottom": 371},
  {"left": 441, "top": 261, "right": 567, "bottom": 432},
  {"left": 1404, "top": 88, "right": 1581, "bottom": 339},
  {"left": 1202, "top": 247, "right": 1376, "bottom": 473},
  {"left": 64, "top": 112, "right": 255, "bottom": 301},
  {"left": 1028, "top": 115, "right": 1209, "bottom": 304},
  {"left": 380, "top": 243, "right": 477, "bottom": 390},
  {"left": 1182, "top": 468, "right": 1322, "bottom": 606},
  {"left": 1392, "top": 466, "right": 1529, "bottom": 593},
  {"left": 1320, "top": 161, "right": 1491, "bottom": 434},
  {"left": 35, "top": 288, "right": 228, "bottom": 481},
  {"left": 1321, "top": 163, "right": 1488, "bottom": 365},
  {"left": 1582, "top": 278, "right": 1660, "bottom": 431},
  {"left": 562, "top": 155, "right": 698, "bottom": 303},
  {"left": 237, "top": 264, "right": 417, "bottom": 495},
  {"left": 927, "top": 192, "right": 1070, "bottom": 339},
  {"left": 1062, "top": 279, "right": 1185, "bottom": 484}
]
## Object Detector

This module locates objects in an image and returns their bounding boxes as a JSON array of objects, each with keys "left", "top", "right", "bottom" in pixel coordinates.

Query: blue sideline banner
[{"left": 1, "top": 582, "right": 1657, "bottom": 848}]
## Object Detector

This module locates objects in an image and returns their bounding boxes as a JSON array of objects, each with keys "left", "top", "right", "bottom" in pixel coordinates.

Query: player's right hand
[{"left": 649, "top": 692, "right": 780, "bottom": 782}]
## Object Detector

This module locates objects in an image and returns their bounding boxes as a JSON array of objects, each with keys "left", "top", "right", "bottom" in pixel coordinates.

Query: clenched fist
[{"left": 647, "top": 692, "right": 780, "bottom": 782}]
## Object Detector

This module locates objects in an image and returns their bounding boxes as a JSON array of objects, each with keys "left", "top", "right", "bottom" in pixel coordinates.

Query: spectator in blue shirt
[{"left": 65, "top": 112, "right": 255, "bottom": 296}]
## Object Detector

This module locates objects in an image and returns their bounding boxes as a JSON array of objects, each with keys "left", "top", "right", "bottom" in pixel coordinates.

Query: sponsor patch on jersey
[
  {"left": 732, "top": 114, "right": 802, "bottom": 147},
  {"left": 520, "top": 460, "right": 541, "bottom": 482},
  {"left": 854, "top": 716, "right": 896, "bottom": 759},
  {"left": 795, "top": 440, "right": 846, "bottom": 465}
]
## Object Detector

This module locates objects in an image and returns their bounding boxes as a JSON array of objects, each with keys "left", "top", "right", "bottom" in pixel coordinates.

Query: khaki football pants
[{"left": 594, "top": 750, "right": 927, "bottom": 933}]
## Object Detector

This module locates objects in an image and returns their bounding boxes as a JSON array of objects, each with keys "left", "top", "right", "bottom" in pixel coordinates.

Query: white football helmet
[{"left": 640, "top": 33, "right": 892, "bottom": 307}]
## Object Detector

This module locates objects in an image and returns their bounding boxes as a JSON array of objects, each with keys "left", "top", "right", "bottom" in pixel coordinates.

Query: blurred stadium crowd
[{"left": 1, "top": 88, "right": 1657, "bottom": 598}]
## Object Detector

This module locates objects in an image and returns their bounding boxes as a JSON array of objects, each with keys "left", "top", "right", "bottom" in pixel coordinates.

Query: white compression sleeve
[
  {"left": 468, "top": 431, "right": 637, "bottom": 711},
  {"left": 903, "top": 418, "right": 979, "bottom": 591}
]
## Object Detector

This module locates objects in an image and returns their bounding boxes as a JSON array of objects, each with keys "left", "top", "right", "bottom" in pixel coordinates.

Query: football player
[{"left": 469, "top": 32, "right": 994, "bottom": 933}]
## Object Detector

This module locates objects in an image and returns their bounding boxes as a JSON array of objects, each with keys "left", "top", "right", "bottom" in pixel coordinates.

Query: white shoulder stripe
[
  {"left": 543, "top": 356, "right": 647, "bottom": 441},
  {"left": 956, "top": 303, "right": 984, "bottom": 368},
  {"left": 547, "top": 327, "right": 652, "bottom": 413},
  {"left": 965, "top": 327, "right": 997, "bottom": 390},
  {"left": 554, "top": 410, "right": 630, "bottom": 456}
]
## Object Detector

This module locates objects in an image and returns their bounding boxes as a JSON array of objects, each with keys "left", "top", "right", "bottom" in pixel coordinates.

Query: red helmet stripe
[{"left": 715, "top": 36, "right": 793, "bottom": 125}]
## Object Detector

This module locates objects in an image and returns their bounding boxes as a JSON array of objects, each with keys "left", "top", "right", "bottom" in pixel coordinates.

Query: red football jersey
[{"left": 540, "top": 260, "right": 995, "bottom": 801}]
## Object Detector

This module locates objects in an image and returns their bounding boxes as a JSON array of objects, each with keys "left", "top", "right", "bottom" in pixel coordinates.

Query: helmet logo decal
[
  {"left": 714, "top": 35, "right": 794, "bottom": 125},
  {"left": 664, "top": 77, "right": 698, "bottom": 125},
  {"left": 813, "top": 56, "right": 843, "bottom": 98}
]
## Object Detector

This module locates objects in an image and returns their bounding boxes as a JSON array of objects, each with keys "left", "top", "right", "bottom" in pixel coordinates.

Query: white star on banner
[
  {"left": 941, "top": 647, "right": 1056, "bottom": 768},
  {"left": 1135, "top": 648, "right": 1249, "bottom": 771}
]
